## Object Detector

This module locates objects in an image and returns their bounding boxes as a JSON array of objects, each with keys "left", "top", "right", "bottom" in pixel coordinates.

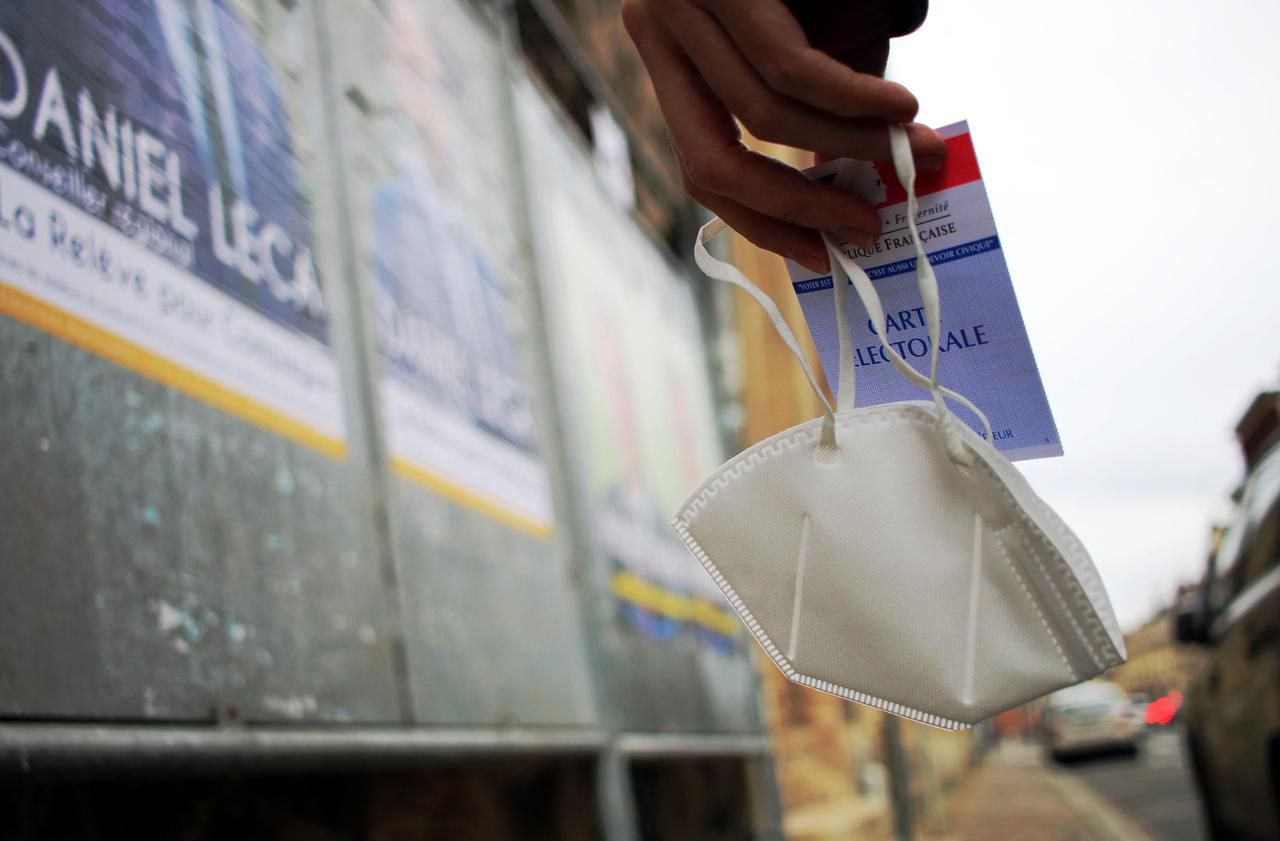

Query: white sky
[{"left": 889, "top": 0, "right": 1280, "bottom": 630}]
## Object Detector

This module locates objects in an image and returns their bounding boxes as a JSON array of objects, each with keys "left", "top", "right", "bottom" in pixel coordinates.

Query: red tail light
[{"left": 1145, "top": 697, "right": 1176, "bottom": 726}]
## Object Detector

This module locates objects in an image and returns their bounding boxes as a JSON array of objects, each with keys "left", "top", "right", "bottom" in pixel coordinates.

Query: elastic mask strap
[
  {"left": 826, "top": 161, "right": 880, "bottom": 414},
  {"left": 694, "top": 220, "right": 838, "bottom": 449},
  {"left": 818, "top": 126, "right": 993, "bottom": 462},
  {"left": 692, "top": 127, "right": 995, "bottom": 462},
  {"left": 889, "top": 123, "right": 942, "bottom": 388},
  {"left": 824, "top": 236, "right": 991, "bottom": 462},
  {"left": 830, "top": 232, "right": 856, "bottom": 413}
]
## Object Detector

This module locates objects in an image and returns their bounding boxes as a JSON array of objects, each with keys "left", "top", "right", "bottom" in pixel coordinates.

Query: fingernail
[
  {"left": 885, "top": 82, "right": 919, "bottom": 116},
  {"left": 836, "top": 228, "right": 876, "bottom": 250},
  {"left": 791, "top": 252, "right": 829, "bottom": 274},
  {"left": 917, "top": 155, "right": 945, "bottom": 172},
  {"left": 908, "top": 122, "right": 946, "bottom": 145}
]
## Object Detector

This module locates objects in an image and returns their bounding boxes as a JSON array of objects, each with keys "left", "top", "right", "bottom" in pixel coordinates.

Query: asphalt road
[{"left": 1057, "top": 728, "right": 1206, "bottom": 841}]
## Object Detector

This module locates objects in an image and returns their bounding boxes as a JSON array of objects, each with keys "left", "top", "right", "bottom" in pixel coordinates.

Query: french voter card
[{"left": 787, "top": 121, "right": 1062, "bottom": 460}]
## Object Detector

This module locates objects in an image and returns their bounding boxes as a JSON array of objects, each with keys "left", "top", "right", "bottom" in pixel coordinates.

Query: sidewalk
[{"left": 937, "top": 741, "right": 1157, "bottom": 841}]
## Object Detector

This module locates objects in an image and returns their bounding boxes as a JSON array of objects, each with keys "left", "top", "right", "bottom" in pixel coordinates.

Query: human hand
[{"left": 621, "top": 0, "right": 945, "bottom": 273}]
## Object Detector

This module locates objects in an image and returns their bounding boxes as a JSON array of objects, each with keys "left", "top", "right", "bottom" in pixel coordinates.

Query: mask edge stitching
[
  {"left": 671, "top": 518, "right": 969, "bottom": 731},
  {"left": 1015, "top": 510, "right": 1120, "bottom": 667},
  {"left": 961, "top": 429, "right": 1124, "bottom": 661},
  {"left": 968, "top": 457, "right": 1119, "bottom": 669},
  {"left": 991, "top": 535, "right": 1079, "bottom": 683},
  {"left": 1005, "top": 481, "right": 1119, "bottom": 660},
  {"left": 674, "top": 409, "right": 1122, "bottom": 672},
  {"left": 676, "top": 406, "right": 943, "bottom": 525},
  {"left": 994, "top": 523, "right": 1104, "bottom": 674},
  {"left": 1024, "top": 524, "right": 1116, "bottom": 670},
  {"left": 1026, "top": 513, "right": 1123, "bottom": 663}
]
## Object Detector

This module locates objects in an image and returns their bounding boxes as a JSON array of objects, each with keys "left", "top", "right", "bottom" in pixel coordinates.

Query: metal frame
[
  {"left": 0, "top": 724, "right": 608, "bottom": 775},
  {"left": 0, "top": 0, "right": 784, "bottom": 836}
]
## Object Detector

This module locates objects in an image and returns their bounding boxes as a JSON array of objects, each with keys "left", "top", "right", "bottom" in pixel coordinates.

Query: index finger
[
  {"left": 630, "top": 9, "right": 881, "bottom": 235},
  {"left": 704, "top": 0, "right": 919, "bottom": 121}
]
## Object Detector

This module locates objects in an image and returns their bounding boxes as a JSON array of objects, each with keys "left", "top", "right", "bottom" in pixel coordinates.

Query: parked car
[
  {"left": 1042, "top": 680, "right": 1143, "bottom": 761},
  {"left": 1177, "top": 442, "right": 1280, "bottom": 841}
]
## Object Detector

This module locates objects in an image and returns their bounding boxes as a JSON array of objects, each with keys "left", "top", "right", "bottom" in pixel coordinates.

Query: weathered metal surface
[
  {"left": 512, "top": 75, "right": 764, "bottom": 735},
  {"left": 0, "top": 0, "right": 400, "bottom": 722},
  {"left": 614, "top": 733, "right": 771, "bottom": 758},
  {"left": 0, "top": 722, "right": 608, "bottom": 775},
  {"left": 315, "top": 0, "right": 597, "bottom": 727},
  {"left": 0, "top": 1, "right": 778, "bottom": 835},
  {"left": 0, "top": 318, "right": 400, "bottom": 722},
  {"left": 0, "top": 0, "right": 758, "bottom": 743},
  {"left": 386, "top": 493, "right": 597, "bottom": 725}
]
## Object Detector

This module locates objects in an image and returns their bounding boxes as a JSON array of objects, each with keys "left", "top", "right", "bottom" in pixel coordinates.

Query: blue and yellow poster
[{"left": 0, "top": 0, "right": 344, "bottom": 456}]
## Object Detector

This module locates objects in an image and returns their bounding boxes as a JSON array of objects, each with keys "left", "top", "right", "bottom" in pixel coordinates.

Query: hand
[{"left": 622, "top": 0, "right": 946, "bottom": 273}]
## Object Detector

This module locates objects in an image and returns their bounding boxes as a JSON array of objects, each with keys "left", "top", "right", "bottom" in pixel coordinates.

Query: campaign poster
[
  {"left": 333, "top": 0, "right": 552, "bottom": 538},
  {"left": 515, "top": 78, "right": 739, "bottom": 651},
  {"left": 0, "top": 0, "right": 345, "bottom": 456}
]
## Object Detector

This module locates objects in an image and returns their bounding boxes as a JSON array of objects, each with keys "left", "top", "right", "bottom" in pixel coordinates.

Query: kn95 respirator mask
[{"left": 674, "top": 125, "right": 1125, "bottom": 729}]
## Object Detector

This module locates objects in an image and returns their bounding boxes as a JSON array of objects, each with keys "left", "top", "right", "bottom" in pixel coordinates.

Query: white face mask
[{"left": 676, "top": 126, "right": 1125, "bottom": 729}]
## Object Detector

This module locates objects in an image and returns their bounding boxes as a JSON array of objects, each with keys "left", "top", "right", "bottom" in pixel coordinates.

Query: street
[{"left": 1057, "top": 728, "right": 1206, "bottom": 841}]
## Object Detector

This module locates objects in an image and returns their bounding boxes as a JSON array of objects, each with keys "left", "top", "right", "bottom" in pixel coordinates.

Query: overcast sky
[{"left": 887, "top": 0, "right": 1280, "bottom": 629}]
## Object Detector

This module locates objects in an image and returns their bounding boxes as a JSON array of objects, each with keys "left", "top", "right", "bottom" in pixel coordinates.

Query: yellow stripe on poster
[
  {"left": 691, "top": 598, "right": 741, "bottom": 638},
  {"left": 610, "top": 569, "right": 741, "bottom": 637},
  {"left": 389, "top": 456, "right": 554, "bottom": 541},
  {"left": 0, "top": 282, "right": 347, "bottom": 460}
]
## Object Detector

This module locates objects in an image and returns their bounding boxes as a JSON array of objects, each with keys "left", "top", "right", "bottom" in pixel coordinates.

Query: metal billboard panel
[
  {"left": 317, "top": 0, "right": 596, "bottom": 727},
  {"left": 0, "top": 0, "right": 400, "bottom": 722},
  {"left": 513, "top": 77, "right": 762, "bottom": 734}
]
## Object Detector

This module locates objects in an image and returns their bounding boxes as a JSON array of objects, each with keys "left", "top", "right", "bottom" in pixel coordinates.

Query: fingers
[
  {"left": 623, "top": 0, "right": 946, "bottom": 266},
  {"left": 819, "top": 126, "right": 947, "bottom": 171},
  {"left": 702, "top": 0, "right": 917, "bottom": 121},
  {"left": 685, "top": 178, "right": 830, "bottom": 274},
  {"left": 627, "top": 1, "right": 883, "bottom": 239},
  {"left": 654, "top": 1, "right": 945, "bottom": 162},
  {"left": 703, "top": 148, "right": 882, "bottom": 242}
]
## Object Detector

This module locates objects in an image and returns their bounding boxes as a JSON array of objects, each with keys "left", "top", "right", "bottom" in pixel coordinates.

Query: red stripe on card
[{"left": 872, "top": 132, "right": 981, "bottom": 208}]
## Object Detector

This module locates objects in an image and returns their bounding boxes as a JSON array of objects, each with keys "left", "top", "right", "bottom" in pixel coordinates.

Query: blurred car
[
  {"left": 1177, "top": 442, "right": 1280, "bottom": 841},
  {"left": 1042, "top": 680, "right": 1143, "bottom": 761}
]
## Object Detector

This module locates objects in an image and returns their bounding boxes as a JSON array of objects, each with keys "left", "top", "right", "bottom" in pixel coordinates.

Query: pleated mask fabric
[{"left": 673, "top": 126, "right": 1125, "bottom": 729}]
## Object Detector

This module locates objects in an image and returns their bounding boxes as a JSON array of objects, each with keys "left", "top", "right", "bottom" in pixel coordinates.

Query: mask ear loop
[
  {"left": 827, "top": 206, "right": 857, "bottom": 414},
  {"left": 819, "top": 126, "right": 993, "bottom": 465},
  {"left": 693, "top": 126, "right": 994, "bottom": 461},
  {"left": 694, "top": 220, "right": 839, "bottom": 451}
]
